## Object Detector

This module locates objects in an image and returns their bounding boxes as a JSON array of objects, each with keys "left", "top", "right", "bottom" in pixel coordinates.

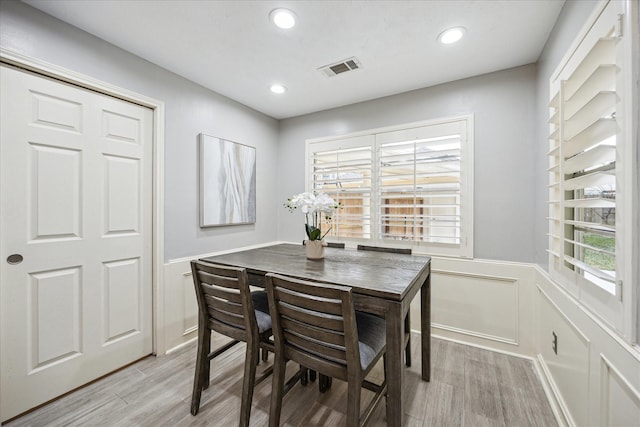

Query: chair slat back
[
  {"left": 191, "top": 260, "right": 257, "bottom": 342},
  {"left": 326, "top": 242, "right": 346, "bottom": 248},
  {"left": 275, "top": 288, "right": 344, "bottom": 316},
  {"left": 356, "top": 244, "right": 412, "bottom": 254},
  {"left": 266, "top": 273, "right": 360, "bottom": 382}
]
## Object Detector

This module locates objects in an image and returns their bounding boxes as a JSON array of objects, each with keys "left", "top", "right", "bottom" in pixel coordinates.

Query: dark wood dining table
[{"left": 200, "top": 243, "right": 431, "bottom": 426}]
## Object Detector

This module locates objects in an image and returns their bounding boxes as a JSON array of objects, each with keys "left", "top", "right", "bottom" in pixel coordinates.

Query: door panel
[
  {"left": 1, "top": 65, "right": 153, "bottom": 421},
  {"left": 103, "top": 257, "right": 142, "bottom": 343},
  {"left": 30, "top": 143, "right": 82, "bottom": 240},
  {"left": 104, "top": 155, "right": 140, "bottom": 233},
  {"left": 30, "top": 266, "right": 82, "bottom": 369}
]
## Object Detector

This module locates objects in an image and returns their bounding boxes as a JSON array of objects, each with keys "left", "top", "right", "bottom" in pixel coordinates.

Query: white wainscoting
[
  {"left": 599, "top": 355, "right": 640, "bottom": 427},
  {"left": 162, "top": 245, "right": 640, "bottom": 426},
  {"left": 432, "top": 269, "right": 519, "bottom": 345},
  {"left": 534, "top": 268, "right": 640, "bottom": 427},
  {"left": 162, "top": 259, "right": 198, "bottom": 353},
  {"left": 536, "top": 286, "right": 591, "bottom": 427},
  {"left": 410, "top": 256, "right": 537, "bottom": 357}
]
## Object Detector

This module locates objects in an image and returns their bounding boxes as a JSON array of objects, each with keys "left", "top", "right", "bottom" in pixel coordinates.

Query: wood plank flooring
[{"left": 5, "top": 334, "right": 557, "bottom": 426}]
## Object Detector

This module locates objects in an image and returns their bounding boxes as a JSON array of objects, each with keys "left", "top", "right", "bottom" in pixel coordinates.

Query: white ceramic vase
[{"left": 305, "top": 240, "right": 325, "bottom": 260}]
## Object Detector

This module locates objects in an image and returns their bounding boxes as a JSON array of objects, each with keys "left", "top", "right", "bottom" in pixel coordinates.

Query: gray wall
[
  {"left": 277, "top": 65, "right": 538, "bottom": 262},
  {"left": 0, "top": 0, "right": 280, "bottom": 261},
  {"left": 534, "top": 0, "right": 600, "bottom": 268},
  {"left": 0, "top": 0, "right": 603, "bottom": 266}
]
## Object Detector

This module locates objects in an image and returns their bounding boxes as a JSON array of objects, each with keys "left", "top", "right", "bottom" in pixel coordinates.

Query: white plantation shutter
[
  {"left": 376, "top": 121, "right": 464, "bottom": 245},
  {"left": 309, "top": 135, "right": 373, "bottom": 239},
  {"left": 307, "top": 116, "right": 473, "bottom": 257},
  {"left": 547, "top": 0, "right": 638, "bottom": 334},
  {"left": 548, "top": 4, "right": 618, "bottom": 294}
]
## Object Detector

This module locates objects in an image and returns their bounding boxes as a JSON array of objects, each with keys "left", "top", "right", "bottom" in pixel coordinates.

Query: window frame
[
  {"left": 305, "top": 114, "right": 474, "bottom": 258},
  {"left": 547, "top": 0, "right": 638, "bottom": 340}
]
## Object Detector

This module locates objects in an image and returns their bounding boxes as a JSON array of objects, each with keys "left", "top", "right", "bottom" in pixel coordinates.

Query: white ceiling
[{"left": 23, "top": 0, "right": 565, "bottom": 120}]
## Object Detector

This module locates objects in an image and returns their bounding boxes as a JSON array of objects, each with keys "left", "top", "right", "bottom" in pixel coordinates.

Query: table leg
[
  {"left": 385, "top": 302, "right": 403, "bottom": 427},
  {"left": 421, "top": 272, "right": 431, "bottom": 381}
]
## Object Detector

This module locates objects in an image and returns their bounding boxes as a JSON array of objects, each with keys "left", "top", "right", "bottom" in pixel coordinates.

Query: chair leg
[
  {"left": 262, "top": 348, "right": 269, "bottom": 362},
  {"left": 203, "top": 333, "right": 212, "bottom": 389},
  {"left": 319, "top": 374, "right": 332, "bottom": 393},
  {"left": 269, "top": 351, "right": 287, "bottom": 427},
  {"left": 239, "top": 339, "right": 259, "bottom": 427},
  {"left": 300, "top": 367, "right": 308, "bottom": 386},
  {"left": 191, "top": 327, "right": 210, "bottom": 416},
  {"left": 383, "top": 354, "right": 388, "bottom": 406},
  {"left": 346, "top": 375, "right": 361, "bottom": 426}
]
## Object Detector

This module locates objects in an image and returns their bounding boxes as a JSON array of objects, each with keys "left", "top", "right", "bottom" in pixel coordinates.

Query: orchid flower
[{"left": 284, "top": 191, "right": 339, "bottom": 241}]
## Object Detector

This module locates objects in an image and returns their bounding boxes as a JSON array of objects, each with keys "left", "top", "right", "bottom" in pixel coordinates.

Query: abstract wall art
[{"left": 199, "top": 133, "right": 256, "bottom": 227}]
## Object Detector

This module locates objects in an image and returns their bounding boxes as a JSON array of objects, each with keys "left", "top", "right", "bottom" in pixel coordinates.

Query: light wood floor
[{"left": 5, "top": 334, "right": 557, "bottom": 426}]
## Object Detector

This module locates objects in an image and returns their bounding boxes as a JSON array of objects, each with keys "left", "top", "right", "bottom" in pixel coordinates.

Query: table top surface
[{"left": 200, "top": 243, "right": 431, "bottom": 301}]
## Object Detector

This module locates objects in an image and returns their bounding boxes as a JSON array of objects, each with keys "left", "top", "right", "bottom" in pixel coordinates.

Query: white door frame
[{"left": 0, "top": 49, "right": 166, "bottom": 360}]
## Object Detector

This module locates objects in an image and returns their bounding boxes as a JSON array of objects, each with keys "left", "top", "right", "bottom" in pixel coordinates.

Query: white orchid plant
[{"left": 284, "top": 191, "right": 339, "bottom": 241}]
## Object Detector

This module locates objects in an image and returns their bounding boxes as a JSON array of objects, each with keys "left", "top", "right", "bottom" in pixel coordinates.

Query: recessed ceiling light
[
  {"left": 270, "top": 8, "right": 296, "bottom": 29},
  {"left": 438, "top": 27, "right": 466, "bottom": 45},
  {"left": 270, "top": 83, "right": 286, "bottom": 94}
]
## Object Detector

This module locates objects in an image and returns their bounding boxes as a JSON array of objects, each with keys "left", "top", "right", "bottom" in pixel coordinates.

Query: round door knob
[{"left": 7, "top": 254, "right": 23, "bottom": 265}]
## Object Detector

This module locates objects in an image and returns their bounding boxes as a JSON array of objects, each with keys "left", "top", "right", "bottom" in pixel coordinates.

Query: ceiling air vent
[{"left": 318, "top": 57, "right": 362, "bottom": 77}]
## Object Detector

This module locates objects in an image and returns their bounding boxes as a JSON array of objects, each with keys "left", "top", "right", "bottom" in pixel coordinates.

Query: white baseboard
[{"left": 165, "top": 336, "right": 198, "bottom": 355}]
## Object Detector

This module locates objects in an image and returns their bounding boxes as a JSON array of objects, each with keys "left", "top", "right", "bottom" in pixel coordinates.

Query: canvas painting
[{"left": 200, "top": 134, "right": 256, "bottom": 227}]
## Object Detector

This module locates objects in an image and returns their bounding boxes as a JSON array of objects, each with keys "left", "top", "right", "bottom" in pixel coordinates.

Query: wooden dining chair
[
  {"left": 301, "top": 241, "right": 345, "bottom": 249},
  {"left": 190, "top": 260, "right": 274, "bottom": 426},
  {"left": 266, "top": 273, "right": 387, "bottom": 427},
  {"left": 357, "top": 244, "right": 413, "bottom": 367},
  {"left": 326, "top": 242, "right": 346, "bottom": 248},
  {"left": 316, "top": 241, "right": 346, "bottom": 387}
]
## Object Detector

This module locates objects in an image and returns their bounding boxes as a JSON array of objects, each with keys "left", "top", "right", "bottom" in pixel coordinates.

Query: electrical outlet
[{"left": 552, "top": 331, "right": 558, "bottom": 355}]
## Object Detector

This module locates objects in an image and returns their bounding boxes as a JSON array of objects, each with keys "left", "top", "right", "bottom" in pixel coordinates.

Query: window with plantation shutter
[
  {"left": 310, "top": 135, "right": 373, "bottom": 239},
  {"left": 307, "top": 116, "right": 473, "bottom": 258},
  {"left": 555, "top": 35, "right": 617, "bottom": 294},
  {"left": 547, "top": 0, "right": 637, "bottom": 334},
  {"left": 377, "top": 122, "right": 464, "bottom": 245}
]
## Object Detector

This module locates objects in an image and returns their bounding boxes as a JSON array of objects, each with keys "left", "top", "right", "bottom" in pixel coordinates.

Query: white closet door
[{"left": 1, "top": 65, "right": 153, "bottom": 421}]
